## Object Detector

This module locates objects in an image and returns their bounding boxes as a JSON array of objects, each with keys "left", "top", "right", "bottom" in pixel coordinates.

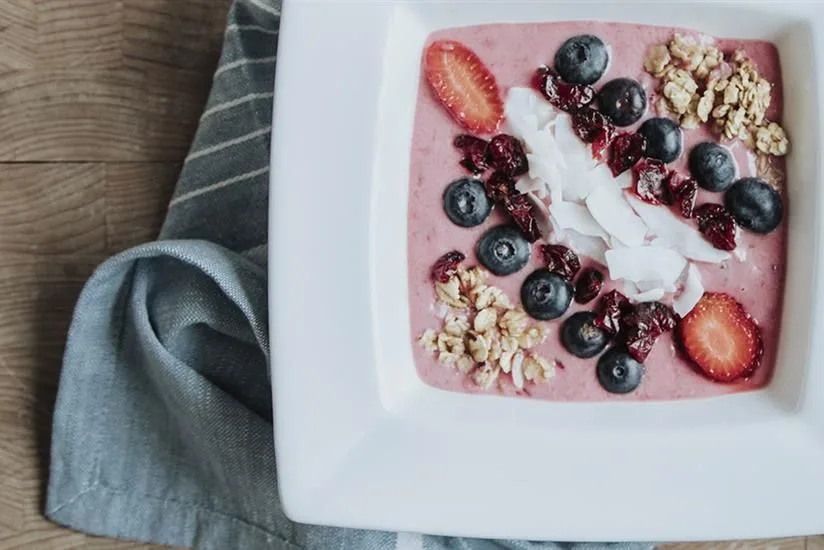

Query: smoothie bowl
[
  {"left": 272, "top": 1, "right": 824, "bottom": 539},
  {"left": 409, "top": 23, "right": 790, "bottom": 402}
]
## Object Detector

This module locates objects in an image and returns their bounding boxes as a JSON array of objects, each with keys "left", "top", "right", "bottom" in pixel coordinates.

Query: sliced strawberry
[
  {"left": 424, "top": 40, "right": 503, "bottom": 134},
  {"left": 678, "top": 293, "right": 764, "bottom": 383}
]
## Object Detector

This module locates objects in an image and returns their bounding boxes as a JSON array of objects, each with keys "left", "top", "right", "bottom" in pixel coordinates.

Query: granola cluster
[
  {"left": 418, "top": 265, "right": 556, "bottom": 391},
  {"left": 645, "top": 34, "right": 789, "bottom": 185}
]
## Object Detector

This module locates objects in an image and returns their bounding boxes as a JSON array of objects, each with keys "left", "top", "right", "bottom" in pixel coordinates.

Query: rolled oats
[
  {"left": 466, "top": 331, "right": 490, "bottom": 363},
  {"left": 455, "top": 355, "right": 475, "bottom": 374},
  {"left": 498, "top": 350, "right": 514, "bottom": 374},
  {"left": 523, "top": 355, "right": 556, "bottom": 383},
  {"left": 435, "top": 277, "right": 465, "bottom": 309},
  {"left": 473, "top": 285, "right": 502, "bottom": 310},
  {"left": 472, "top": 363, "right": 500, "bottom": 390},
  {"left": 443, "top": 312, "right": 469, "bottom": 337},
  {"left": 645, "top": 35, "right": 789, "bottom": 168},
  {"left": 518, "top": 326, "right": 548, "bottom": 350},
  {"left": 511, "top": 351, "right": 525, "bottom": 390},
  {"left": 418, "top": 329, "right": 437, "bottom": 353},
  {"left": 437, "top": 332, "right": 464, "bottom": 366},
  {"left": 474, "top": 307, "right": 498, "bottom": 333},
  {"left": 680, "top": 113, "right": 700, "bottom": 130},
  {"left": 499, "top": 308, "right": 528, "bottom": 338},
  {"left": 644, "top": 44, "right": 671, "bottom": 77},
  {"left": 696, "top": 89, "right": 714, "bottom": 122},
  {"left": 695, "top": 47, "right": 722, "bottom": 79},
  {"left": 419, "top": 264, "right": 556, "bottom": 392}
]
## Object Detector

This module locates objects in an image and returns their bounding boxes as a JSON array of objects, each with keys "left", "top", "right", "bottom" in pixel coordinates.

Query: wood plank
[
  {"left": 0, "top": 164, "right": 106, "bottom": 255},
  {"left": 122, "top": 0, "right": 230, "bottom": 72},
  {"left": 0, "top": 69, "right": 209, "bottom": 161},
  {"left": 0, "top": 0, "right": 37, "bottom": 70},
  {"left": 35, "top": 0, "right": 123, "bottom": 69},
  {"left": 660, "top": 538, "right": 806, "bottom": 550},
  {"left": 0, "top": 253, "right": 106, "bottom": 547},
  {"left": 104, "top": 163, "right": 179, "bottom": 252},
  {"left": 809, "top": 536, "right": 824, "bottom": 550}
]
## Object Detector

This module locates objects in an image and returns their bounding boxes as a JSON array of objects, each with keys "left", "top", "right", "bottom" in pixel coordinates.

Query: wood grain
[
  {"left": 0, "top": 0, "right": 36, "bottom": 70},
  {"left": 0, "top": 0, "right": 817, "bottom": 548},
  {"left": 0, "top": 0, "right": 223, "bottom": 546}
]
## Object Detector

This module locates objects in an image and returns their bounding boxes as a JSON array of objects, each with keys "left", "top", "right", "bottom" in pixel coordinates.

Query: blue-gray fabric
[{"left": 45, "top": 1, "right": 654, "bottom": 549}]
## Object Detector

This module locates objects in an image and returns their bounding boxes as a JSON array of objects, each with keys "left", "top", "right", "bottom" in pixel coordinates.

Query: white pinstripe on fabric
[
  {"left": 169, "top": 166, "right": 270, "bottom": 207},
  {"left": 200, "top": 92, "right": 275, "bottom": 121},
  {"left": 225, "top": 23, "right": 279, "bottom": 35},
  {"left": 213, "top": 56, "right": 278, "bottom": 78},
  {"left": 246, "top": 0, "right": 281, "bottom": 17},
  {"left": 184, "top": 126, "right": 272, "bottom": 163}
]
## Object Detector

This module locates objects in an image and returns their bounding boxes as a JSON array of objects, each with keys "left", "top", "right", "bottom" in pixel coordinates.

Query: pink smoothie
[{"left": 407, "top": 21, "right": 788, "bottom": 401}]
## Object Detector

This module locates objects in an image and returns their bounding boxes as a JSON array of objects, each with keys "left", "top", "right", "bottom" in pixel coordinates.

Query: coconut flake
[
  {"left": 564, "top": 230, "right": 608, "bottom": 265},
  {"left": 614, "top": 170, "right": 632, "bottom": 189},
  {"left": 625, "top": 194, "right": 730, "bottom": 264},
  {"left": 628, "top": 287, "right": 667, "bottom": 302},
  {"left": 511, "top": 352, "right": 525, "bottom": 390},
  {"left": 525, "top": 154, "right": 563, "bottom": 203},
  {"left": 549, "top": 201, "right": 609, "bottom": 239},
  {"left": 516, "top": 175, "right": 549, "bottom": 199},
  {"left": 505, "top": 87, "right": 555, "bottom": 136},
  {"left": 526, "top": 192, "right": 553, "bottom": 240},
  {"left": 554, "top": 114, "right": 595, "bottom": 173},
  {"left": 586, "top": 183, "right": 648, "bottom": 247},
  {"left": 605, "top": 246, "right": 688, "bottom": 288},
  {"left": 673, "top": 263, "right": 704, "bottom": 317}
]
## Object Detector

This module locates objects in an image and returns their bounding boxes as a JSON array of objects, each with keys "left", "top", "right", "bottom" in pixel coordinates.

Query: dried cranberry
[
  {"left": 623, "top": 302, "right": 677, "bottom": 336},
  {"left": 484, "top": 171, "right": 516, "bottom": 202},
  {"left": 622, "top": 302, "right": 677, "bottom": 362},
  {"left": 591, "top": 126, "right": 616, "bottom": 162},
  {"left": 626, "top": 334, "right": 656, "bottom": 364},
  {"left": 534, "top": 66, "right": 595, "bottom": 112},
  {"left": 695, "top": 203, "right": 738, "bottom": 251},
  {"left": 431, "top": 251, "right": 465, "bottom": 283},
  {"left": 486, "top": 134, "right": 529, "bottom": 177},
  {"left": 574, "top": 268, "right": 604, "bottom": 304},
  {"left": 664, "top": 172, "right": 698, "bottom": 218},
  {"left": 555, "top": 360, "right": 566, "bottom": 370},
  {"left": 571, "top": 109, "right": 615, "bottom": 143},
  {"left": 608, "top": 132, "right": 647, "bottom": 176},
  {"left": 502, "top": 193, "right": 542, "bottom": 242},
  {"left": 453, "top": 134, "right": 489, "bottom": 174},
  {"left": 632, "top": 158, "right": 670, "bottom": 205},
  {"left": 675, "top": 178, "right": 698, "bottom": 218},
  {"left": 593, "top": 290, "right": 631, "bottom": 335},
  {"left": 539, "top": 244, "right": 581, "bottom": 282}
]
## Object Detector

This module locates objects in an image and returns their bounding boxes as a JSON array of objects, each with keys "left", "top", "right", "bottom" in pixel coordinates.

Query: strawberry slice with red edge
[
  {"left": 424, "top": 40, "right": 503, "bottom": 134},
  {"left": 678, "top": 293, "right": 764, "bottom": 383}
]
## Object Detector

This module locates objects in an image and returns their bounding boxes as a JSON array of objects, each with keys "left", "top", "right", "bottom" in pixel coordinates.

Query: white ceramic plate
[{"left": 270, "top": 0, "right": 824, "bottom": 541}]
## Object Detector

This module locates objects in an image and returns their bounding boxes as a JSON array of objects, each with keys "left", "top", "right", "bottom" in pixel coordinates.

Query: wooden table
[{"left": 0, "top": 1, "right": 818, "bottom": 548}]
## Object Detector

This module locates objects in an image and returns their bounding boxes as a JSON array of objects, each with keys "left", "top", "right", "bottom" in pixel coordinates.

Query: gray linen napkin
[{"left": 45, "top": 1, "right": 654, "bottom": 548}]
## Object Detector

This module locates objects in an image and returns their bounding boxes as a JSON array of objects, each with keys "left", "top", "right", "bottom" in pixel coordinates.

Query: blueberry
[
  {"left": 443, "top": 178, "right": 493, "bottom": 228},
  {"left": 637, "top": 117, "right": 682, "bottom": 163},
  {"left": 476, "top": 225, "right": 531, "bottom": 276},
  {"left": 688, "top": 142, "right": 736, "bottom": 192},
  {"left": 554, "top": 34, "right": 610, "bottom": 85},
  {"left": 561, "top": 311, "right": 608, "bottom": 358},
  {"left": 520, "top": 269, "right": 572, "bottom": 320},
  {"left": 724, "top": 177, "right": 784, "bottom": 234},
  {"left": 597, "top": 78, "right": 647, "bottom": 127},
  {"left": 596, "top": 348, "right": 644, "bottom": 394}
]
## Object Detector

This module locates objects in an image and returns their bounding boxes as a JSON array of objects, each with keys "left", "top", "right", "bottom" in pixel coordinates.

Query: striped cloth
[{"left": 45, "top": 1, "right": 653, "bottom": 549}]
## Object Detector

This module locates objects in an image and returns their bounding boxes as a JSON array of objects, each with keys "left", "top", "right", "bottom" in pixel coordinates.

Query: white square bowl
[{"left": 270, "top": 0, "right": 824, "bottom": 541}]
